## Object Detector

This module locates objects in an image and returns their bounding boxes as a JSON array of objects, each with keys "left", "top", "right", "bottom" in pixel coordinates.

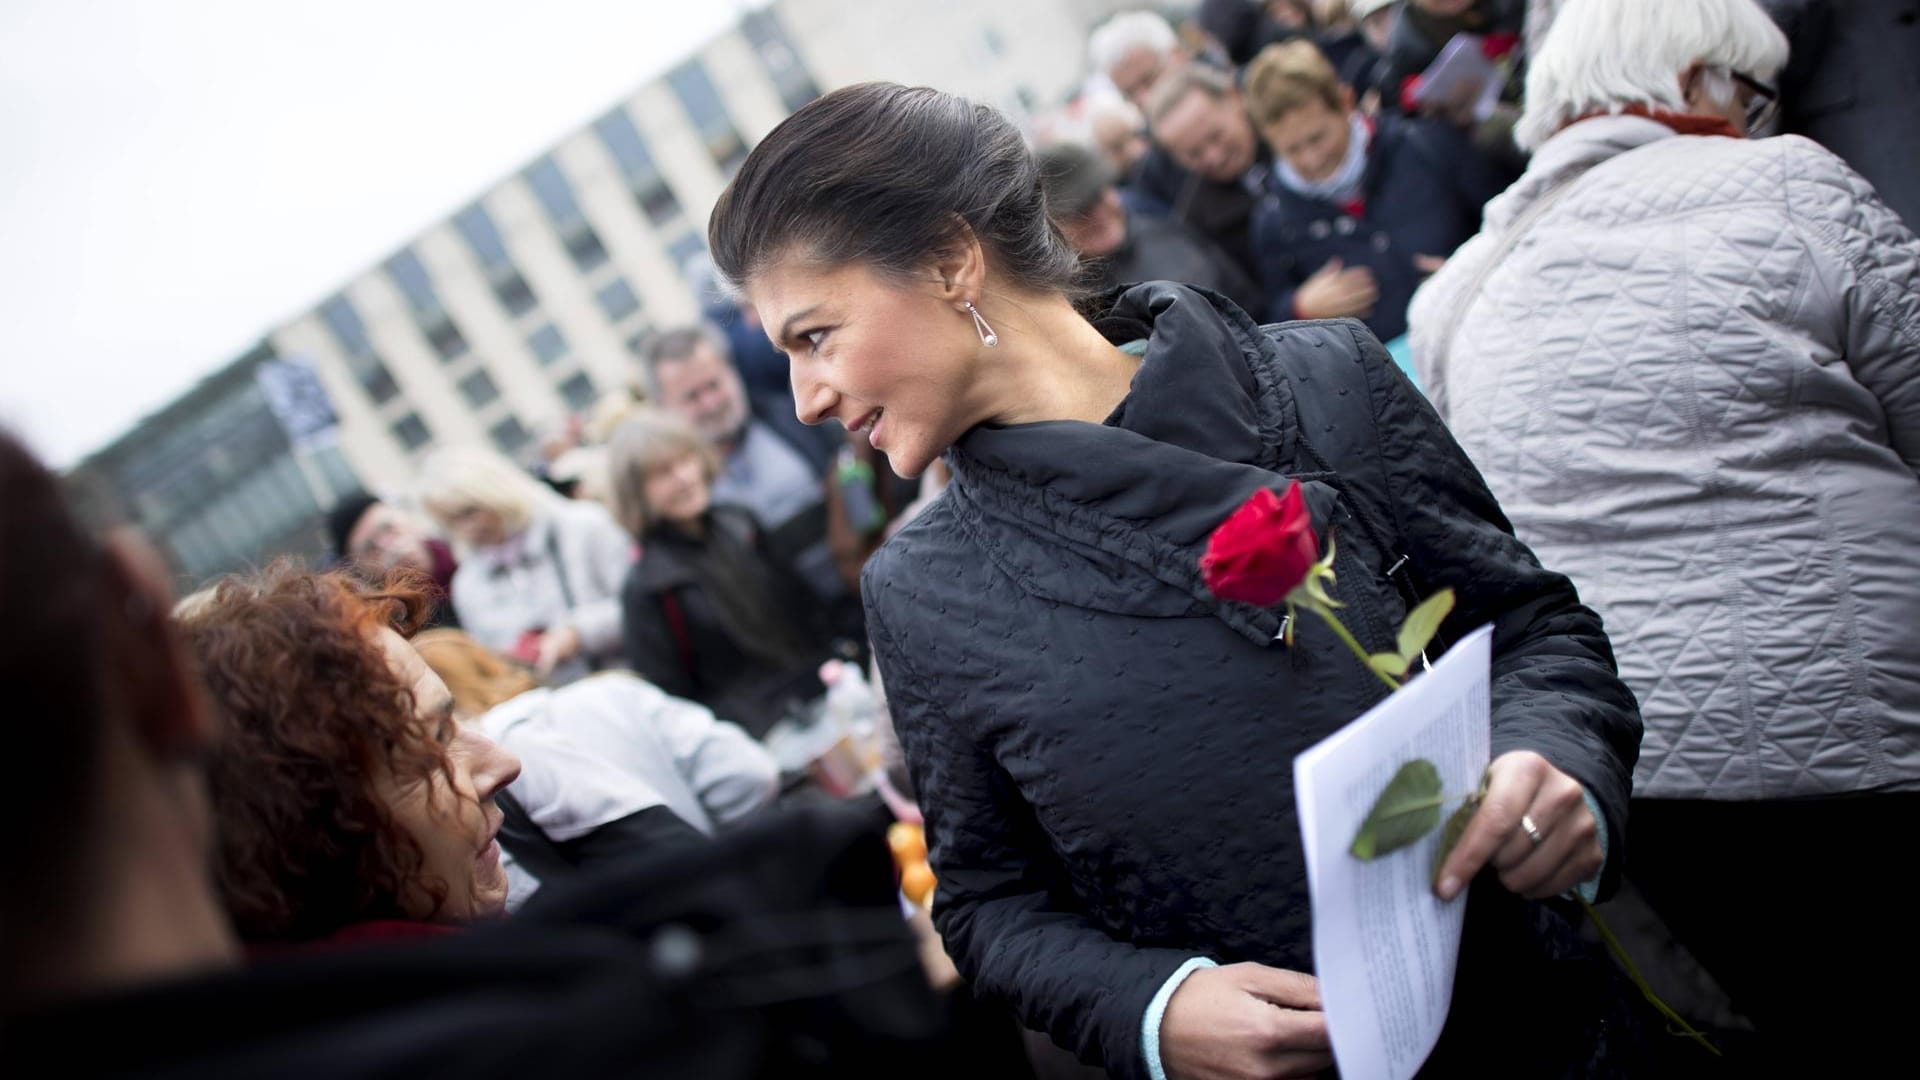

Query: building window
[
  {"left": 490, "top": 415, "right": 531, "bottom": 456},
  {"left": 667, "top": 231, "right": 706, "bottom": 274},
  {"left": 424, "top": 319, "right": 469, "bottom": 361},
  {"left": 454, "top": 204, "right": 540, "bottom": 316},
  {"left": 458, "top": 369, "right": 501, "bottom": 408},
  {"left": 596, "top": 278, "right": 642, "bottom": 323},
  {"left": 385, "top": 248, "right": 469, "bottom": 361},
  {"left": 978, "top": 26, "right": 1007, "bottom": 60},
  {"left": 668, "top": 59, "right": 748, "bottom": 174},
  {"left": 626, "top": 326, "right": 656, "bottom": 357},
  {"left": 528, "top": 322, "right": 568, "bottom": 366},
  {"left": 392, "top": 412, "right": 433, "bottom": 451},
  {"left": 318, "top": 295, "right": 400, "bottom": 405},
  {"left": 742, "top": 8, "right": 821, "bottom": 113},
  {"left": 385, "top": 249, "right": 441, "bottom": 315},
  {"left": 524, "top": 156, "right": 609, "bottom": 273},
  {"left": 319, "top": 295, "right": 374, "bottom": 357},
  {"left": 493, "top": 273, "right": 538, "bottom": 317},
  {"left": 594, "top": 106, "right": 684, "bottom": 227},
  {"left": 558, "top": 370, "right": 598, "bottom": 412}
]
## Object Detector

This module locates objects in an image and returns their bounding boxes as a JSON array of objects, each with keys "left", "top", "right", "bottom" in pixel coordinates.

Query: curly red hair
[{"left": 177, "top": 561, "right": 452, "bottom": 943}]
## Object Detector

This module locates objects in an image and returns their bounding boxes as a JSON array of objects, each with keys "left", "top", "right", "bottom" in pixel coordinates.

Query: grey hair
[
  {"left": 603, "top": 409, "right": 720, "bottom": 537},
  {"left": 636, "top": 322, "right": 731, "bottom": 401},
  {"left": 1516, "top": 0, "right": 1789, "bottom": 151},
  {"left": 1088, "top": 11, "right": 1179, "bottom": 76}
]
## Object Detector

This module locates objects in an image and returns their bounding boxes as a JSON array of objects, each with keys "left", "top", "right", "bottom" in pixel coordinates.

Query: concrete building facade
[{"left": 72, "top": 0, "right": 1123, "bottom": 584}]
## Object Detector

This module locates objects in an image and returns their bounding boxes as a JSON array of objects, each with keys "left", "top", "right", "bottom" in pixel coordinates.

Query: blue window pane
[
  {"left": 494, "top": 273, "right": 538, "bottom": 316},
  {"left": 385, "top": 249, "right": 440, "bottom": 316},
  {"left": 454, "top": 204, "right": 512, "bottom": 270},
  {"left": 667, "top": 231, "right": 706, "bottom": 273},
  {"left": 742, "top": 9, "right": 820, "bottom": 113},
  {"left": 669, "top": 57, "right": 749, "bottom": 171},
  {"left": 528, "top": 323, "right": 569, "bottom": 365},
  {"left": 459, "top": 369, "right": 500, "bottom": 408},
  {"left": 319, "top": 295, "right": 373, "bottom": 357},
  {"left": 524, "top": 156, "right": 586, "bottom": 230},
  {"left": 595, "top": 106, "right": 684, "bottom": 226},
  {"left": 668, "top": 60, "right": 735, "bottom": 136},
  {"left": 596, "top": 278, "right": 642, "bottom": 323},
  {"left": 490, "top": 415, "right": 531, "bottom": 456},
  {"left": 558, "top": 371, "right": 598, "bottom": 412},
  {"left": 594, "top": 108, "right": 658, "bottom": 181},
  {"left": 392, "top": 412, "right": 432, "bottom": 451}
]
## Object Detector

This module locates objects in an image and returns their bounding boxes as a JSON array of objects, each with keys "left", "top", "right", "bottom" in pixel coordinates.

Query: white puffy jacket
[{"left": 1411, "top": 115, "right": 1920, "bottom": 800}]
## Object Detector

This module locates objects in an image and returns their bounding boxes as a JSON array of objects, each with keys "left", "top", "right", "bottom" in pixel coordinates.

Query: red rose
[{"left": 1201, "top": 483, "right": 1320, "bottom": 607}]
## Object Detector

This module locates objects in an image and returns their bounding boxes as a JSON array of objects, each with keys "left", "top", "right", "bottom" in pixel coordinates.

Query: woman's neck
[{"left": 979, "top": 291, "right": 1139, "bottom": 427}]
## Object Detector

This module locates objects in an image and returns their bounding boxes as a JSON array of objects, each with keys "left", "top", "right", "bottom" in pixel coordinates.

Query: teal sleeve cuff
[
  {"left": 1572, "top": 787, "right": 1609, "bottom": 904},
  {"left": 1143, "top": 956, "right": 1217, "bottom": 1080}
]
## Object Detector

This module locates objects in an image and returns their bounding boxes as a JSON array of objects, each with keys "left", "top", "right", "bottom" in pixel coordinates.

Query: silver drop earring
[{"left": 966, "top": 300, "right": 999, "bottom": 347}]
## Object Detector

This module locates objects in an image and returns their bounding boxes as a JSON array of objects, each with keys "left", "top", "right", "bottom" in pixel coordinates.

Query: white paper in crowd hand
[
  {"left": 1410, "top": 33, "right": 1505, "bottom": 123},
  {"left": 1292, "top": 624, "right": 1493, "bottom": 1080}
]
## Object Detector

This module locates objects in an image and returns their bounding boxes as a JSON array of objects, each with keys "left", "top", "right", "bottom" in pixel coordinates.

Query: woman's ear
[
  {"left": 930, "top": 221, "right": 988, "bottom": 308},
  {"left": 1678, "top": 64, "right": 1705, "bottom": 110}
]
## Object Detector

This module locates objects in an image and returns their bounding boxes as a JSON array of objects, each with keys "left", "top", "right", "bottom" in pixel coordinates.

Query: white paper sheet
[
  {"left": 1409, "top": 33, "right": 1506, "bottom": 123},
  {"left": 1292, "top": 624, "right": 1492, "bottom": 1080}
]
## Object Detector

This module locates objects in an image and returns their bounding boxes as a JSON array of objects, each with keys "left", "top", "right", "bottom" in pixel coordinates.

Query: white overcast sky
[{"left": 1, "top": 0, "right": 742, "bottom": 467}]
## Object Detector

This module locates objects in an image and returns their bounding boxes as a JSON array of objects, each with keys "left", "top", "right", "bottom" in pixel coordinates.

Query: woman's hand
[
  {"left": 1293, "top": 259, "right": 1379, "bottom": 321},
  {"left": 1433, "top": 750, "right": 1602, "bottom": 902},
  {"left": 1160, "top": 963, "right": 1332, "bottom": 1080},
  {"left": 535, "top": 624, "right": 582, "bottom": 678}
]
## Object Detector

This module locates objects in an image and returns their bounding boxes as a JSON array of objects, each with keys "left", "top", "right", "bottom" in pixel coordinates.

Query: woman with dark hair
[
  {"left": 709, "top": 82, "right": 1644, "bottom": 1080},
  {"left": 608, "top": 409, "right": 841, "bottom": 737},
  {"left": 178, "top": 565, "right": 523, "bottom": 943}
]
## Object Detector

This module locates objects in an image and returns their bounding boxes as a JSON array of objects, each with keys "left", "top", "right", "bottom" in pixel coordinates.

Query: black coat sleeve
[
  {"left": 557, "top": 806, "right": 707, "bottom": 868},
  {"left": 621, "top": 572, "right": 699, "bottom": 701},
  {"left": 865, "top": 593, "right": 1194, "bottom": 1080},
  {"left": 1349, "top": 323, "right": 1642, "bottom": 898}
]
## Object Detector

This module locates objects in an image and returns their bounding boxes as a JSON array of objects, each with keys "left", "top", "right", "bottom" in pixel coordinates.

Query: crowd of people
[{"left": 4, "top": 0, "right": 1917, "bottom": 1077}]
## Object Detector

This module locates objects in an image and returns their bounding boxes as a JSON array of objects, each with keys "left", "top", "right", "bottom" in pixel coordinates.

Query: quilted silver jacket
[{"left": 1410, "top": 115, "right": 1920, "bottom": 801}]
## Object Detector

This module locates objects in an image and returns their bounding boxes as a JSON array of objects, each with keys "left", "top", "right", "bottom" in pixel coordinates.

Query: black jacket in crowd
[
  {"left": 622, "top": 503, "right": 833, "bottom": 738},
  {"left": 1763, "top": 0, "right": 1920, "bottom": 230},
  {"left": 1131, "top": 143, "right": 1270, "bottom": 283},
  {"left": 1084, "top": 209, "right": 1265, "bottom": 319},
  {"left": 0, "top": 802, "right": 955, "bottom": 1078},
  {"left": 864, "top": 283, "right": 1646, "bottom": 1079},
  {"left": 1251, "top": 113, "right": 1510, "bottom": 339},
  {"left": 1376, "top": 0, "right": 1527, "bottom": 114}
]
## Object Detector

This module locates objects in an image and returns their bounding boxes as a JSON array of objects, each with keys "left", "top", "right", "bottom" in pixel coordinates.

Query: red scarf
[{"left": 1566, "top": 104, "right": 1742, "bottom": 139}]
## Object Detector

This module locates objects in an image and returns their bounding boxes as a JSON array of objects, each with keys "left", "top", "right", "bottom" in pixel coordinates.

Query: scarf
[
  {"left": 1567, "top": 104, "right": 1742, "bottom": 140},
  {"left": 1272, "top": 113, "right": 1373, "bottom": 206}
]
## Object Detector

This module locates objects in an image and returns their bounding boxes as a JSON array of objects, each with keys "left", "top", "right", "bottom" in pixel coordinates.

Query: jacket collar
[
  {"left": 946, "top": 283, "right": 1338, "bottom": 644},
  {"left": 1483, "top": 114, "right": 1673, "bottom": 230},
  {"left": 474, "top": 512, "right": 554, "bottom": 578}
]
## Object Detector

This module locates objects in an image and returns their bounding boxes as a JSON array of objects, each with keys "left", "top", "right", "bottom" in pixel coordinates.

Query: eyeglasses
[{"left": 1731, "top": 71, "right": 1779, "bottom": 136}]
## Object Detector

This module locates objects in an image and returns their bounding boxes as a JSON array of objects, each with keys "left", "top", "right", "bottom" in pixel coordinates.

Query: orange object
[
  {"left": 887, "top": 822, "right": 927, "bottom": 865},
  {"left": 900, "top": 861, "right": 937, "bottom": 906}
]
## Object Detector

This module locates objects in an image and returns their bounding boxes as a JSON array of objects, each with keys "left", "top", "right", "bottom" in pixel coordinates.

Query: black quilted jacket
[{"left": 864, "top": 284, "right": 1645, "bottom": 1079}]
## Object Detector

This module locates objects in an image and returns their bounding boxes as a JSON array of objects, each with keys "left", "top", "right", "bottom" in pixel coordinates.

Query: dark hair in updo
[{"left": 709, "top": 82, "right": 1081, "bottom": 295}]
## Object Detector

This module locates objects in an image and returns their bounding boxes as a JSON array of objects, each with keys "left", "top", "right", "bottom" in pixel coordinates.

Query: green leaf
[
  {"left": 1396, "top": 589, "right": 1456, "bottom": 667},
  {"left": 1432, "top": 794, "right": 1480, "bottom": 888},
  {"left": 1350, "top": 759, "right": 1444, "bottom": 861},
  {"left": 1369, "top": 651, "right": 1411, "bottom": 680}
]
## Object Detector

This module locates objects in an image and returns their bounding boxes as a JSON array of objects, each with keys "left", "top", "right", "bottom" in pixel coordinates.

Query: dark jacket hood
[{"left": 947, "top": 282, "right": 1340, "bottom": 643}]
